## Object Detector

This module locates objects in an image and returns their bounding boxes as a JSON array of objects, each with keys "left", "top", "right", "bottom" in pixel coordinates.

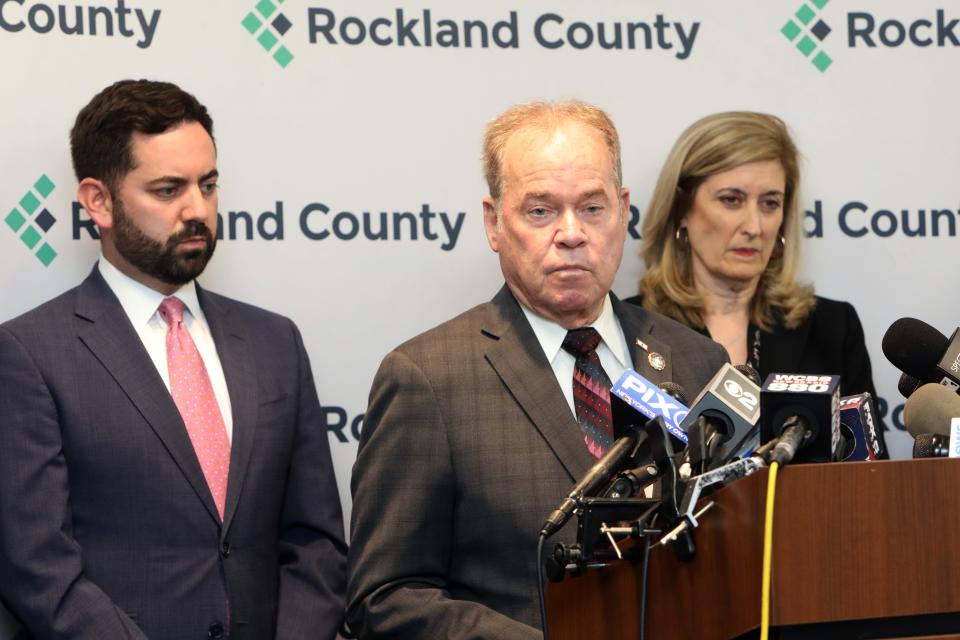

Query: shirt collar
[
  {"left": 97, "top": 254, "right": 204, "bottom": 327},
  {"left": 519, "top": 294, "right": 628, "bottom": 367}
]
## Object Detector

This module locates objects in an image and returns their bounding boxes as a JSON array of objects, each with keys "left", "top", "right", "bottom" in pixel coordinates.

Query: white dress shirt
[
  {"left": 97, "top": 256, "right": 234, "bottom": 441},
  {"left": 520, "top": 294, "right": 631, "bottom": 418}
]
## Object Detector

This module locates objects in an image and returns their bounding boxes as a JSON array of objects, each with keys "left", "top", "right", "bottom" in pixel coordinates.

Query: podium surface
[{"left": 546, "top": 459, "right": 960, "bottom": 639}]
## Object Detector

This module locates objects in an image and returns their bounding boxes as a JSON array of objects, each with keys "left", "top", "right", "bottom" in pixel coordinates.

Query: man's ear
[
  {"left": 77, "top": 178, "right": 114, "bottom": 230},
  {"left": 482, "top": 196, "right": 500, "bottom": 253}
]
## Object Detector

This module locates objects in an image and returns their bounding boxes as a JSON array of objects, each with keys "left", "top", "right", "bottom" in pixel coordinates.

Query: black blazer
[{"left": 623, "top": 294, "right": 889, "bottom": 448}]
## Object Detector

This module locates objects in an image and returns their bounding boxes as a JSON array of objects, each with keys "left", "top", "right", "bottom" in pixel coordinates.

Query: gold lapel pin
[{"left": 648, "top": 352, "right": 666, "bottom": 371}]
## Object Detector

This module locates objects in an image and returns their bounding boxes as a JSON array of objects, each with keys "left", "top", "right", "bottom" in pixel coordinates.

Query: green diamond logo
[
  {"left": 5, "top": 208, "right": 25, "bottom": 232},
  {"left": 20, "top": 225, "right": 41, "bottom": 249},
  {"left": 19, "top": 191, "right": 40, "bottom": 215},
  {"left": 274, "top": 45, "right": 294, "bottom": 68},
  {"left": 5, "top": 174, "right": 58, "bottom": 266},
  {"left": 781, "top": 1, "right": 833, "bottom": 72},
  {"left": 34, "top": 174, "right": 55, "bottom": 198},
  {"left": 242, "top": 1, "right": 294, "bottom": 68},
  {"left": 242, "top": 11, "right": 262, "bottom": 34},
  {"left": 36, "top": 242, "right": 57, "bottom": 266}
]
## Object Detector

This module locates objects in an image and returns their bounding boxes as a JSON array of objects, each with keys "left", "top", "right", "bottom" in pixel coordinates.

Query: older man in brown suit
[{"left": 347, "top": 101, "right": 727, "bottom": 638}]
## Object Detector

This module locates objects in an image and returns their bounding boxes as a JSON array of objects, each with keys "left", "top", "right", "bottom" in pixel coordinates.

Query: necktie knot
[
  {"left": 562, "top": 327, "right": 602, "bottom": 357},
  {"left": 158, "top": 296, "right": 186, "bottom": 327}
]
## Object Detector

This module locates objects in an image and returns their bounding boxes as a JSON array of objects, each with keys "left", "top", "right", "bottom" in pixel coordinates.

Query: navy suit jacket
[{"left": 0, "top": 266, "right": 346, "bottom": 639}]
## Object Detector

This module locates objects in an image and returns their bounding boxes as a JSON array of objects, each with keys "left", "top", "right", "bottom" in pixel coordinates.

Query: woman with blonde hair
[{"left": 626, "top": 111, "right": 882, "bottom": 404}]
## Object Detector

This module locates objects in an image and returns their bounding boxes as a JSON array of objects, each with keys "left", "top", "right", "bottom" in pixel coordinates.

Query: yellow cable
[{"left": 760, "top": 461, "right": 779, "bottom": 640}]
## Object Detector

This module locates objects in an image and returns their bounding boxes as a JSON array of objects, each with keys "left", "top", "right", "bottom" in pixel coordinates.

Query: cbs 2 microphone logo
[
  {"left": 951, "top": 352, "right": 960, "bottom": 374},
  {"left": 765, "top": 374, "right": 835, "bottom": 393},
  {"left": 722, "top": 378, "right": 759, "bottom": 413}
]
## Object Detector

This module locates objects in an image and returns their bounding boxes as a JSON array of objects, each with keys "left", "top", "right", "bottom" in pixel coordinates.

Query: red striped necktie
[{"left": 561, "top": 327, "right": 614, "bottom": 458}]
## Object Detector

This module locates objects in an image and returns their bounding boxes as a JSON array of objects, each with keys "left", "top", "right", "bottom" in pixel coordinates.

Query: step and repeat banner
[{"left": 0, "top": 0, "right": 955, "bottom": 633}]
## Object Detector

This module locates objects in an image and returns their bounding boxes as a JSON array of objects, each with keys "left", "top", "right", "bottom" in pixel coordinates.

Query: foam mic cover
[
  {"left": 839, "top": 392, "right": 886, "bottom": 461},
  {"left": 898, "top": 372, "right": 921, "bottom": 399},
  {"left": 882, "top": 318, "right": 960, "bottom": 392},
  {"left": 610, "top": 369, "right": 690, "bottom": 444},
  {"left": 903, "top": 383, "right": 960, "bottom": 438},
  {"left": 680, "top": 363, "right": 761, "bottom": 470},
  {"left": 760, "top": 373, "right": 842, "bottom": 463}
]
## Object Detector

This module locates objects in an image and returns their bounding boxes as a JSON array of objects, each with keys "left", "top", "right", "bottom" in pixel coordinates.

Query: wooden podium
[{"left": 546, "top": 459, "right": 960, "bottom": 640}]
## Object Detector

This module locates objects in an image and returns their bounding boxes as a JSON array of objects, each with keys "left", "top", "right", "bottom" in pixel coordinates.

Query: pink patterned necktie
[{"left": 158, "top": 296, "right": 231, "bottom": 519}]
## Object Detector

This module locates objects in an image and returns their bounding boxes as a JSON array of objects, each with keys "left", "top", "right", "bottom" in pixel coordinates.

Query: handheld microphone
[
  {"left": 912, "top": 433, "right": 959, "bottom": 458},
  {"left": 658, "top": 381, "right": 689, "bottom": 406},
  {"left": 735, "top": 364, "right": 762, "bottom": 386},
  {"left": 680, "top": 363, "right": 761, "bottom": 472},
  {"left": 882, "top": 318, "right": 960, "bottom": 393},
  {"left": 609, "top": 369, "right": 690, "bottom": 444},
  {"left": 760, "top": 373, "right": 842, "bottom": 464},
  {"left": 839, "top": 392, "right": 886, "bottom": 461},
  {"left": 903, "top": 383, "right": 960, "bottom": 438},
  {"left": 898, "top": 372, "right": 921, "bottom": 399},
  {"left": 540, "top": 435, "right": 637, "bottom": 538}
]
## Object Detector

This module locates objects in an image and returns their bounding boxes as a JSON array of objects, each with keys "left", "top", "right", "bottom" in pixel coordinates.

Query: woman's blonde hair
[{"left": 639, "top": 111, "right": 815, "bottom": 331}]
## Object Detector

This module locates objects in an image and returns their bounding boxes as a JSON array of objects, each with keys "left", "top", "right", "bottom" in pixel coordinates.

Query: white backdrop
[{"left": 1, "top": 0, "right": 956, "bottom": 634}]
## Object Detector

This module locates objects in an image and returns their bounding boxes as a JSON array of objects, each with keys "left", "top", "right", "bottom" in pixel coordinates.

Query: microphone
[
  {"left": 658, "top": 381, "right": 689, "bottom": 406},
  {"left": 882, "top": 318, "right": 960, "bottom": 393},
  {"left": 680, "top": 363, "right": 761, "bottom": 472},
  {"left": 903, "top": 382, "right": 960, "bottom": 438},
  {"left": 540, "top": 369, "right": 689, "bottom": 537},
  {"left": 736, "top": 364, "right": 762, "bottom": 386},
  {"left": 912, "top": 434, "right": 956, "bottom": 458},
  {"left": 540, "top": 435, "right": 637, "bottom": 538},
  {"left": 898, "top": 372, "right": 921, "bottom": 399},
  {"left": 838, "top": 392, "right": 886, "bottom": 461},
  {"left": 759, "top": 373, "right": 842, "bottom": 464},
  {"left": 608, "top": 369, "right": 690, "bottom": 444}
]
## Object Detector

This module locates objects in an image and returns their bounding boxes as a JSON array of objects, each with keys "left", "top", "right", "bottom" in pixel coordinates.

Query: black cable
[
  {"left": 537, "top": 533, "right": 551, "bottom": 640},
  {"left": 638, "top": 524, "right": 653, "bottom": 640}
]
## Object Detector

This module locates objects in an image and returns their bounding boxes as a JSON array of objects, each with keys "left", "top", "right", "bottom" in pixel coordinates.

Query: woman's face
[{"left": 681, "top": 160, "right": 786, "bottom": 290}]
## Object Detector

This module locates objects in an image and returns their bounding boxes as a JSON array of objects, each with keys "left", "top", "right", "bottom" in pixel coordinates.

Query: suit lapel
[
  {"left": 613, "top": 295, "right": 676, "bottom": 389},
  {"left": 198, "top": 287, "right": 258, "bottom": 533},
  {"left": 75, "top": 268, "right": 220, "bottom": 523},
  {"left": 482, "top": 286, "right": 594, "bottom": 484}
]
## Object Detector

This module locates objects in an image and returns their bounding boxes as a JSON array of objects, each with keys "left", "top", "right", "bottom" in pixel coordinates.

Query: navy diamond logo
[
  {"left": 810, "top": 20, "right": 832, "bottom": 41},
  {"left": 272, "top": 13, "right": 292, "bottom": 36},
  {"left": 35, "top": 208, "right": 56, "bottom": 233}
]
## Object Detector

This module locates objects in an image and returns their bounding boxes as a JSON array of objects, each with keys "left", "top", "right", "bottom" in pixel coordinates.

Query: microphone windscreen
[
  {"left": 882, "top": 317, "right": 948, "bottom": 379},
  {"left": 912, "top": 433, "right": 947, "bottom": 458},
  {"left": 659, "top": 381, "right": 689, "bottom": 406},
  {"left": 903, "top": 383, "right": 960, "bottom": 437},
  {"left": 734, "top": 364, "right": 761, "bottom": 387},
  {"left": 898, "top": 372, "right": 921, "bottom": 399}
]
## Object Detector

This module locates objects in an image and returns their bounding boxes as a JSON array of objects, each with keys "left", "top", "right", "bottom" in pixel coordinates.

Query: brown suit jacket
[{"left": 347, "top": 286, "right": 728, "bottom": 638}]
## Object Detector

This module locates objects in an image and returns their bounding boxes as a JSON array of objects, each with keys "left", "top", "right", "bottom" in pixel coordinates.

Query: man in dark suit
[
  {"left": 0, "top": 80, "right": 346, "bottom": 639},
  {"left": 347, "top": 101, "right": 728, "bottom": 637}
]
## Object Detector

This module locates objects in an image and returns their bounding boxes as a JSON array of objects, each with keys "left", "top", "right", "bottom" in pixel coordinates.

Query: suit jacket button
[
  {"left": 220, "top": 540, "right": 231, "bottom": 557},
  {"left": 208, "top": 622, "right": 225, "bottom": 638}
]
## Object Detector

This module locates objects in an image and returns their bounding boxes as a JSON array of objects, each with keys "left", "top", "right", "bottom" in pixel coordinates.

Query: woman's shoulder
[{"left": 807, "top": 295, "right": 858, "bottom": 323}]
